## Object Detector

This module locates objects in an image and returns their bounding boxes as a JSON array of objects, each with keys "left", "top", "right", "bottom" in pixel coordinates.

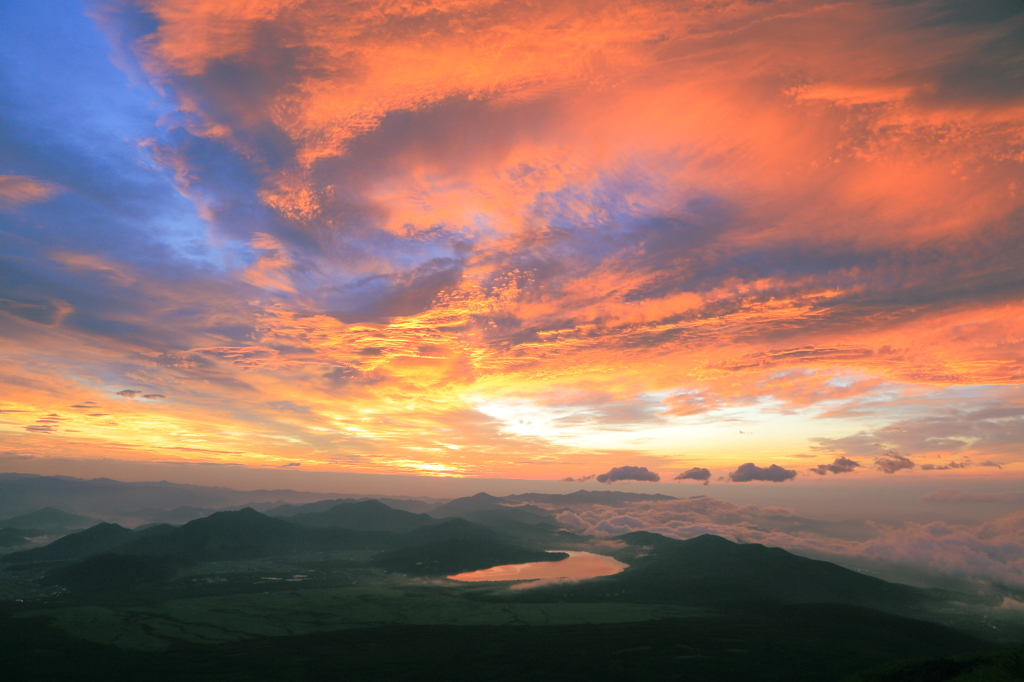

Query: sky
[{"left": 1, "top": 0, "right": 1023, "bottom": 495}]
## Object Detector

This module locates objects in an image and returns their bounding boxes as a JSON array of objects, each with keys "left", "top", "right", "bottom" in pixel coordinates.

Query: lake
[{"left": 448, "top": 551, "right": 627, "bottom": 589}]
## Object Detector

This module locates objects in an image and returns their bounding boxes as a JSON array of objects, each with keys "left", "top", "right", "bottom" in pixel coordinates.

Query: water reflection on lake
[{"left": 448, "top": 551, "right": 627, "bottom": 589}]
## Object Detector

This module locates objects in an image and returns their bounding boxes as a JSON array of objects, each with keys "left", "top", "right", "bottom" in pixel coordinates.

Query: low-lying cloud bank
[{"left": 550, "top": 496, "right": 1024, "bottom": 590}]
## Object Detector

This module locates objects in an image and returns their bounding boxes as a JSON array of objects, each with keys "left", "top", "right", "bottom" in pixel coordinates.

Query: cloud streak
[{"left": 0, "top": 0, "right": 1021, "bottom": 479}]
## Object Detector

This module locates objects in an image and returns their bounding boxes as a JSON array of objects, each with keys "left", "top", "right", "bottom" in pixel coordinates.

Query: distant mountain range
[
  {"left": 288, "top": 499, "right": 440, "bottom": 533},
  {"left": 504, "top": 490, "right": 677, "bottom": 506},
  {"left": 0, "top": 474, "right": 679, "bottom": 521},
  {"left": 0, "top": 499, "right": 954, "bottom": 622},
  {"left": 267, "top": 497, "right": 438, "bottom": 517},
  {"left": 0, "top": 507, "right": 99, "bottom": 530},
  {"left": 2, "top": 503, "right": 560, "bottom": 571},
  {"left": 0, "top": 473, "right": 418, "bottom": 518}
]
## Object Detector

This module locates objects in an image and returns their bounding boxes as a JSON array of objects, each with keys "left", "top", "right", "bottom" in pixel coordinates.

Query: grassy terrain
[
  {"left": 0, "top": 601, "right": 1004, "bottom": 682},
  {"left": 844, "top": 644, "right": 1024, "bottom": 682},
  {"left": 2, "top": 520, "right": 1018, "bottom": 681},
  {"left": 19, "top": 583, "right": 705, "bottom": 651}
]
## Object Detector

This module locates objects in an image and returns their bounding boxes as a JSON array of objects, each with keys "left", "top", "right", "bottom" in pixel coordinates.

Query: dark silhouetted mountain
[
  {"left": 0, "top": 474, "right": 341, "bottom": 518},
  {"left": 373, "top": 537, "right": 567, "bottom": 576},
  {"left": 397, "top": 517, "right": 505, "bottom": 546},
  {"left": 371, "top": 517, "right": 570, "bottom": 575},
  {"left": 42, "top": 553, "right": 175, "bottom": 593},
  {"left": 431, "top": 493, "right": 555, "bottom": 528},
  {"left": 289, "top": 500, "right": 440, "bottom": 533},
  {"left": 430, "top": 492, "right": 506, "bottom": 516},
  {"left": 267, "top": 497, "right": 440, "bottom": 517},
  {"left": 0, "top": 507, "right": 98, "bottom": 530},
  {"left": 4, "top": 522, "right": 136, "bottom": 563},
  {"left": 116, "top": 506, "right": 216, "bottom": 526},
  {"left": 581, "top": 533, "right": 928, "bottom": 613},
  {"left": 371, "top": 498, "right": 439, "bottom": 514},
  {"left": 0, "top": 528, "right": 35, "bottom": 548},
  {"left": 113, "top": 508, "right": 393, "bottom": 561},
  {"left": 503, "top": 490, "right": 677, "bottom": 506},
  {"left": 265, "top": 498, "right": 362, "bottom": 517}
]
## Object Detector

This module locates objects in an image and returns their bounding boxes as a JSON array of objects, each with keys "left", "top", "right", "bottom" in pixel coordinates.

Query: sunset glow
[{"left": 1, "top": 0, "right": 1022, "bottom": 486}]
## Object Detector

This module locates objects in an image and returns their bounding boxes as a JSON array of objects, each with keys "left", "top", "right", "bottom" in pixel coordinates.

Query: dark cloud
[
  {"left": 561, "top": 473, "right": 598, "bottom": 483},
  {"left": 279, "top": 462, "right": 302, "bottom": 468},
  {"left": 142, "top": 394, "right": 165, "bottom": 400},
  {"left": 977, "top": 460, "right": 1003, "bottom": 468},
  {"left": 674, "top": 467, "right": 711, "bottom": 486},
  {"left": 874, "top": 451, "right": 916, "bottom": 474},
  {"left": 595, "top": 466, "right": 660, "bottom": 483},
  {"left": 921, "top": 459, "right": 971, "bottom": 471},
  {"left": 116, "top": 389, "right": 141, "bottom": 398},
  {"left": 728, "top": 463, "right": 797, "bottom": 483},
  {"left": 24, "top": 424, "right": 55, "bottom": 433},
  {"left": 808, "top": 457, "right": 860, "bottom": 476}
]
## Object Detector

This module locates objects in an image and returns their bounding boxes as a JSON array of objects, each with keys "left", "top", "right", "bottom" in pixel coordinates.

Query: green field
[{"left": 20, "top": 584, "right": 706, "bottom": 651}]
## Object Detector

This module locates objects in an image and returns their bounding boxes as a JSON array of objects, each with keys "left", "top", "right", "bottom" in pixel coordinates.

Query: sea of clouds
[{"left": 541, "top": 496, "right": 1024, "bottom": 592}]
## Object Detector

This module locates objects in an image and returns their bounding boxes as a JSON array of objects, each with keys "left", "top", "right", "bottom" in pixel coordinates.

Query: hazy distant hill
[
  {"left": 1, "top": 508, "right": 548, "bottom": 569},
  {"left": 5, "top": 522, "right": 138, "bottom": 563},
  {"left": 398, "top": 517, "right": 504, "bottom": 545},
  {"left": 266, "top": 498, "right": 362, "bottom": 517},
  {"left": 431, "top": 492, "right": 516, "bottom": 516},
  {"left": 373, "top": 538, "right": 566, "bottom": 576},
  {"left": 368, "top": 517, "right": 567, "bottom": 575},
  {"left": 0, "top": 527, "right": 38, "bottom": 548},
  {"left": 115, "top": 506, "right": 218, "bottom": 526},
  {"left": 431, "top": 493, "right": 556, "bottom": 527},
  {"left": 0, "top": 507, "right": 99, "bottom": 530},
  {"left": 268, "top": 497, "right": 439, "bottom": 517},
  {"left": 109, "top": 508, "right": 396, "bottom": 562},
  {"left": 289, "top": 500, "right": 440, "bottom": 533},
  {"left": 503, "top": 490, "right": 677, "bottom": 506},
  {"left": 0, "top": 474, "right": 340, "bottom": 517}
]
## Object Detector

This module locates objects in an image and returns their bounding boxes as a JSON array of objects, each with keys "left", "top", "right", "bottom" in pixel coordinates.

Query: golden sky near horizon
[{"left": 1, "top": 0, "right": 1022, "bottom": 483}]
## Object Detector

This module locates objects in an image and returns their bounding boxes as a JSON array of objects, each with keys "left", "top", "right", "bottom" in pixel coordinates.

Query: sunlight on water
[{"left": 447, "top": 551, "right": 627, "bottom": 589}]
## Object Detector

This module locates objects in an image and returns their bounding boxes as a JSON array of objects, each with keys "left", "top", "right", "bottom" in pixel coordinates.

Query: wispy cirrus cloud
[{"left": 0, "top": 0, "right": 1021, "bottom": 479}]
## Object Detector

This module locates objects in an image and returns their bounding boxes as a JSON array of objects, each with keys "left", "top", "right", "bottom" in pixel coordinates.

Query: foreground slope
[{"left": 0, "top": 602, "right": 1001, "bottom": 682}]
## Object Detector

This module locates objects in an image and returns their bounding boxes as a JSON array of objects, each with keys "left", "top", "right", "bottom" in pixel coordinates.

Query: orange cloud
[
  {"left": 4, "top": 1, "right": 1023, "bottom": 479},
  {"left": 0, "top": 175, "right": 61, "bottom": 210}
]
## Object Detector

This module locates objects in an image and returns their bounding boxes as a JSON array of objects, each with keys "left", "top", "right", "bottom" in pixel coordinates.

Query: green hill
[
  {"left": 0, "top": 507, "right": 98, "bottom": 530},
  {"left": 0, "top": 527, "right": 37, "bottom": 548},
  {"left": 289, "top": 500, "right": 440, "bottom": 533},
  {"left": 530, "top": 532, "right": 929, "bottom": 616},
  {"left": 4, "top": 522, "right": 136, "bottom": 563},
  {"left": 111, "top": 508, "right": 396, "bottom": 561},
  {"left": 373, "top": 538, "right": 566, "bottom": 576}
]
